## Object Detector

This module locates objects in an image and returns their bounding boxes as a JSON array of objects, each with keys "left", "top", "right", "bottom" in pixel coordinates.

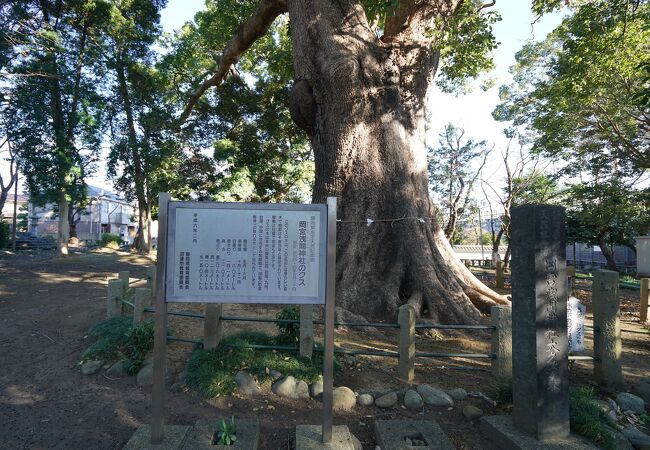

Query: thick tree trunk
[
  {"left": 287, "top": 0, "right": 508, "bottom": 323},
  {"left": 134, "top": 200, "right": 150, "bottom": 254},
  {"left": 57, "top": 192, "right": 69, "bottom": 256}
]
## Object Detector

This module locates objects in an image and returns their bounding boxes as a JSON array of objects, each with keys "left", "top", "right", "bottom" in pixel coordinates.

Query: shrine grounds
[{"left": 1, "top": 248, "right": 649, "bottom": 449}]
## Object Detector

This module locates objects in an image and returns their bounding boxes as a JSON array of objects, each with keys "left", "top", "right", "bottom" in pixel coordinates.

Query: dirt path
[{"left": 1, "top": 251, "right": 648, "bottom": 449}]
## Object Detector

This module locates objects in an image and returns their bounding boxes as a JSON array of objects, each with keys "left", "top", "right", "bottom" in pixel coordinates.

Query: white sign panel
[
  {"left": 567, "top": 297, "right": 586, "bottom": 352},
  {"left": 165, "top": 202, "right": 327, "bottom": 304}
]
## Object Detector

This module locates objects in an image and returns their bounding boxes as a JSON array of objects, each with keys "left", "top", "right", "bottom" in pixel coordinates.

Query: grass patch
[
  {"left": 82, "top": 316, "right": 154, "bottom": 375},
  {"left": 570, "top": 386, "right": 617, "bottom": 450},
  {"left": 186, "top": 331, "right": 337, "bottom": 399}
]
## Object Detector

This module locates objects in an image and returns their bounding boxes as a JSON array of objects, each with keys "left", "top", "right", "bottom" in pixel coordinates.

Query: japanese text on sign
[{"left": 166, "top": 203, "right": 326, "bottom": 304}]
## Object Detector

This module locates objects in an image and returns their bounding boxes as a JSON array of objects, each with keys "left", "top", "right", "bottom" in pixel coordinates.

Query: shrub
[
  {"left": 570, "top": 386, "right": 617, "bottom": 450},
  {"left": 0, "top": 220, "right": 10, "bottom": 248},
  {"left": 185, "top": 331, "right": 328, "bottom": 399},
  {"left": 101, "top": 233, "right": 122, "bottom": 247},
  {"left": 82, "top": 316, "right": 154, "bottom": 374},
  {"left": 275, "top": 306, "right": 300, "bottom": 344}
]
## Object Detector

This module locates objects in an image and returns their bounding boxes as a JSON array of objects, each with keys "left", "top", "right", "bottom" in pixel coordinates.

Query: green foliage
[
  {"left": 101, "top": 233, "right": 122, "bottom": 247},
  {"left": 82, "top": 316, "right": 154, "bottom": 375},
  {"left": 214, "top": 417, "right": 237, "bottom": 446},
  {"left": 122, "top": 320, "right": 155, "bottom": 375},
  {"left": 570, "top": 386, "right": 617, "bottom": 450},
  {"left": 494, "top": 382, "right": 513, "bottom": 405},
  {"left": 83, "top": 316, "right": 133, "bottom": 361},
  {"left": 0, "top": 220, "right": 9, "bottom": 248},
  {"left": 494, "top": 1, "right": 650, "bottom": 170},
  {"left": 185, "top": 331, "right": 325, "bottom": 399},
  {"left": 275, "top": 306, "right": 300, "bottom": 344},
  {"left": 434, "top": 1, "right": 501, "bottom": 94}
]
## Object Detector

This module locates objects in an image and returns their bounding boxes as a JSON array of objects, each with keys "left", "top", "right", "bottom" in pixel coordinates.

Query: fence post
[
  {"left": 593, "top": 270, "right": 624, "bottom": 389},
  {"left": 107, "top": 279, "right": 124, "bottom": 318},
  {"left": 567, "top": 266, "right": 576, "bottom": 297},
  {"left": 491, "top": 305, "right": 512, "bottom": 381},
  {"left": 640, "top": 278, "right": 649, "bottom": 324},
  {"left": 133, "top": 287, "right": 151, "bottom": 326},
  {"left": 398, "top": 304, "right": 416, "bottom": 382},
  {"left": 299, "top": 305, "right": 314, "bottom": 359},
  {"left": 146, "top": 265, "right": 157, "bottom": 296},
  {"left": 204, "top": 304, "right": 223, "bottom": 349},
  {"left": 496, "top": 261, "right": 504, "bottom": 289},
  {"left": 118, "top": 270, "right": 130, "bottom": 290}
]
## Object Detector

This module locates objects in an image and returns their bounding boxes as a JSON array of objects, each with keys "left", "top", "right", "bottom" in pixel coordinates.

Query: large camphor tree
[{"left": 179, "top": 0, "right": 527, "bottom": 322}]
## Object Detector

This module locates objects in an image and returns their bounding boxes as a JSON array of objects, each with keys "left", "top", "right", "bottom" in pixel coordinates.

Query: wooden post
[
  {"left": 640, "top": 278, "right": 649, "bottom": 324},
  {"left": 567, "top": 266, "right": 576, "bottom": 297},
  {"left": 107, "top": 279, "right": 124, "bottom": 318},
  {"left": 203, "top": 304, "right": 223, "bottom": 349},
  {"left": 496, "top": 261, "right": 504, "bottom": 289},
  {"left": 147, "top": 265, "right": 157, "bottom": 297},
  {"left": 118, "top": 270, "right": 130, "bottom": 290},
  {"left": 151, "top": 193, "right": 170, "bottom": 444},
  {"left": 133, "top": 288, "right": 151, "bottom": 326},
  {"left": 300, "top": 305, "right": 314, "bottom": 359},
  {"left": 398, "top": 304, "right": 416, "bottom": 381},
  {"left": 491, "top": 306, "right": 512, "bottom": 381}
]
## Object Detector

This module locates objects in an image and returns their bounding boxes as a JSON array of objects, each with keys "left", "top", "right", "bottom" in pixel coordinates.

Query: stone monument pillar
[{"left": 511, "top": 205, "right": 569, "bottom": 441}]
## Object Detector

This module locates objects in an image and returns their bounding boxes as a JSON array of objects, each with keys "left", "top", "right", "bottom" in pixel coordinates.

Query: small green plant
[
  {"left": 0, "top": 220, "right": 10, "bottom": 248},
  {"left": 185, "top": 331, "right": 331, "bottom": 399},
  {"left": 494, "top": 382, "right": 513, "bottom": 405},
  {"left": 570, "top": 386, "right": 617, "bottom": 450},
  {"left": 101, "top": 233, "right": 122, "bottom": 247},
  {"left": 213, "top": 417, "right": 237, "bottom": 445},
  {"left": 275, "top": 306, "right": 300, "bottom": 344},
  {"left": 122, "top": 320, "right": 155, "bottom": 374},
  {"left": 82, "top": 317, "right": 154, "bottom": 374}
]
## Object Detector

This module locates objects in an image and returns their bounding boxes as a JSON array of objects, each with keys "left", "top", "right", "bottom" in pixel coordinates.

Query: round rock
[
  {"left": 617, "top": 392, "right": 646, "bottom": 414},
  {"left": 235, "top": 371, "right": 261, "bottom": 397},
  {"left": 105, "top": 360, "right": 128, "bottom": 378},
  {"left": 375, "top": 392, "right": 398, "bottom": 408},
  {"left": 417, "top": 384, "right": 454, "bottom": 407},
  {"left": 80, "top": 360, "right": 104, "bottom": 376},
  {"left": 462, "top": 405, "right": 483, "bottom": 421},
  {"left": 621, "top": 426, "right": 650, "bottom": 450},
  {"left": 404, "top": 390, "right": 423, "bottom": 411},
  {"left": 332, "top": 387, "right": 356, "bottom": 411},
  {"left": 357, "top": 393, "right": 374, "bottom": 406},
  {"left": 448, "top": 388, "right": 468, "bottom": 401},
  {"left": 272, "top": 376, "right": 309, "bottom": 399}
]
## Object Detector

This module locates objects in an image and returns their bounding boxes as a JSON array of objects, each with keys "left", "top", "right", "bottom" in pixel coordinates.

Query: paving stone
[
  {"left": 123, "top": 425, "right": 190, "bottom": 450},
  {"left": 182, "top": 418, "right": 259, "bottom": 450},
  {"left": 295, "top": 425, "right": 361, "bottom": 450},
  {"left": 374, "top": 419, "right": 455, "bottom": 450}
]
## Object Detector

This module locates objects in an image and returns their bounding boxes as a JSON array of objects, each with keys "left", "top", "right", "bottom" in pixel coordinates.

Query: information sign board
[
  {"left": 165, "top": 202, "right": 327, "bottom": 304},
  {"left": 567, "top": 297, "right": 586, "bottom": 352}
]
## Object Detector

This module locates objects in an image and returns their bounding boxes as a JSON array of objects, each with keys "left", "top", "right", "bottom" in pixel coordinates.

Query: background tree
[
  {"left": 482, "top": 132, "right": 557, "bottom": 267},
  {"left": 2, "top": 1, "right": 107, "bottom": 256},
  {"left": 494, "top": 0, "right": 650, "bottom": 170},
  {"left": 428, "top": 123, "right": 490, "bottom": 243}
]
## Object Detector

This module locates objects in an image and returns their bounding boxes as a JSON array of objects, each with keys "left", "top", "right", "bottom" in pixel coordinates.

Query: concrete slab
[
  {"left": 181, "top": 418, "right": 259, "bottom": 450},
  {"left": 122, "top": 425, "right": 190, "bottom": 450},
  {"left": 295, "top": 425, "right": 361, "bottom": 450},
  {"left": 374, "top": 419, "right": 455, "bottom": 450},
  {"left": 480, "top": 416, "right": 599, "bottom": 450}
]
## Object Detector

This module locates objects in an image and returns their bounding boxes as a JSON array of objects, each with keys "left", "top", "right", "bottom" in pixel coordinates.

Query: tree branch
[{"left": 179, "top": 0, "right": 287, "bottom": 124}]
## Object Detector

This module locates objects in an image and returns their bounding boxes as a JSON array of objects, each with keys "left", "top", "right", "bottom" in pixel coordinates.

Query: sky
[{"left": 4, "top": 1, "right": 566, "bottom": 205}]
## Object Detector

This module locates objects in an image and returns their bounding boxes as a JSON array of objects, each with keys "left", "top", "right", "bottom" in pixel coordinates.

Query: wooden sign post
[{"left": 150, "top": 193, "right": 336, "bottom": 444}]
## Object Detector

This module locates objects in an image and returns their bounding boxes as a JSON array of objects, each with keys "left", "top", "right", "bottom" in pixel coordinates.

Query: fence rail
[{"left": 106, "top": 266, "right": 639, "bottom": 385}]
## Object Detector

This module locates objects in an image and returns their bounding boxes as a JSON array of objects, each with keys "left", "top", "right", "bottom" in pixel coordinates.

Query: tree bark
[
  {"left": 597, "top": 234, "right": 618, "bottom": 271},
  {"left": 287, "top": 0, "right": 508, "bottom": 323},
  {"left": 57, "top": 191, "right": 69, "bottom": 256}
]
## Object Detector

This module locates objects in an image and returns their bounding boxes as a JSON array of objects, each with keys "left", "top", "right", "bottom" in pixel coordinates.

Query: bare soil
[{"left": 1, "top": 250, "right": 648, "bottom": 449}]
